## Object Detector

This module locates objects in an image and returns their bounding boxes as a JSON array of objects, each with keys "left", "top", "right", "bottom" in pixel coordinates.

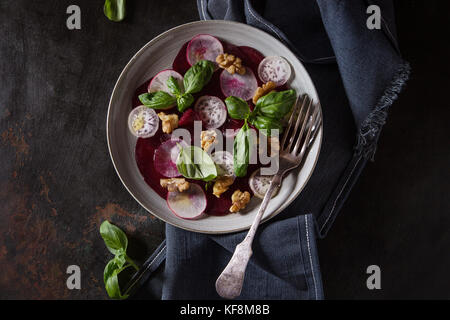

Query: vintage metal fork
[{"left": 215, "top": 94, "right": 322, "bottom": 299}]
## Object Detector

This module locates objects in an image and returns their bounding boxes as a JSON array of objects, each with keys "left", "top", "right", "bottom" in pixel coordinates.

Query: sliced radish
[
  {"left": 128, "top": 105, "right": 159, "bottom": 138},
  {"left": 194, "top": 95, "right": 227, "bottom": 129},
  {"left": 148, "top": 69, "right": 184, "bottom": 96},
  {"left": 154, "top": 138, "right": 187, "bottom": 177},
  {"left": 186, "top": 34, "right": 224, "bottom": 67},
  {"left": 167, "top": 183, "right": 207, "bottom": 220},
  {"left": 249, "top": 168, "right": 280, "bottom": 199},
  {"left": 220, "top": 68, "right": 258, "bottom": 101},
  {"left": 257, "top": 56, "right": 291, "bottom": 86},
  {"left": 211, "top": 151, "right": 234, "bottom": 177}
]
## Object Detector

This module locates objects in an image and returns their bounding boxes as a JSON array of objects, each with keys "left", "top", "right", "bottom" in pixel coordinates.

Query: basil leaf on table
[
  {"left": 104, "top": 0, "right": 126, "bottom": 22},
  {"left": 138, "top": 91, "right": 176, "bottom": 109},
  {"left": 100, "top": 220, "right": 128, "bottom": 255},
  {"left": 233, "top": 120, "right": 252, "bottom": 177},
  {"left": 100, "top": 221, "right": 139, "bottom": 300},
  {"left": 255, "top": 89, "right": 297, "bottom": 120},
  {"left": 104, "top": 260, "right": 130, "bottom": 300},
  {"left": 183, "top": 60, "right": 215, "bottom": 94},
  {"left": 225, "top": 96, "right": 251, "bottom": 120},
  {"left": 176, "top": 146, "right": 217, "bottom": 182}
]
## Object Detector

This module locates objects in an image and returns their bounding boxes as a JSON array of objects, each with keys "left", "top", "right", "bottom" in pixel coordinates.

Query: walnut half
[
  {"left": 229, "top": 190, "right": 251, "bottom": 213},
  {"left": 216, "top": 53, "right": 246, "bottom": 75},
  {"left": 252, "top": 81, "right": 277, "bottom": 104},
  {"left": 160, "top": 178, "right": 190, "bottom": 192},
  {"left": 157, "top": 112, "right": 178, "bottom": 134},
  {"left": 200, "top": 130, "right": 217, "bottom": 152},
  {"left": 213, "top": 176, "right": 234, "bottom": 198}
]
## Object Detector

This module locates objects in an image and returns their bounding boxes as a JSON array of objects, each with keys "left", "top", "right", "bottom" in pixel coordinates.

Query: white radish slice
[
  {"left": 186, "top": 34, "right": 224, "bottom": 66},
  {"left": 257, "top": 56, "right": 291, "bottom": 86},
  {"left": 154, "top": 139, "right": 188, "bottom": 177},
  {"left": 220, "top": 68, "right": 258, "bottom": 101},
  {"left": 148, "top": 69, "right": 184, "bottom": 96},
  {"left": 167, "top": 184, "right": 207, "bottom": 220},
  {"left": 194, "top": 95, "right": 227, "bottom": 129},
  {"left": 128, "top": 105, "right": 159, "bottom": 138},
  {"left": 249, "top": 168, "right": 280, "bottom": 199},
  {"left": 211, "top": 151, "right": 234, "bottom": 177}
]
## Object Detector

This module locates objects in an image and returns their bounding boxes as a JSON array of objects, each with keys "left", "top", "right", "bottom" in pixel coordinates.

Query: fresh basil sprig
[
  {"left": 183, "top": 60, "right": 215, "bottom": 94},
  {"left": 138, "top": 91, "right": 176, "bottom": 110},
  {"left": 104, "top": 0, "right": 126, "bottom": 22},
  {"left": 139, "top": 60, "right": 215, "bottom": 112},
  {"left": 254, "top": 89, "right": 297, "bottom": 120},
  {"left": 100, "top": 220, "right": 139, "bottom": 300},
  {"left": 225, "top": 96, "right": 251, "bottom": 120},
  {"left": 233, "top": 120, "right": 252, "bottom": 177},
  {"left": 176, "top": 146, "right": 217, "bottom": 182},
  {"left": 225, "top": 89, "right": 296, "bottom": 135}
]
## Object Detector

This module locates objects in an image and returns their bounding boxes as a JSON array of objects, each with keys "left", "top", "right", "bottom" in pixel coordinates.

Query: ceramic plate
[{"left": 107, "top": 20, "right": 322, "bottom": 234}]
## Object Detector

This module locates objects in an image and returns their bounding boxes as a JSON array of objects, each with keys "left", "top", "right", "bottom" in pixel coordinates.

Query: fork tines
[{"left": 281, "top": 94, "right": 321, "bottom": 157}]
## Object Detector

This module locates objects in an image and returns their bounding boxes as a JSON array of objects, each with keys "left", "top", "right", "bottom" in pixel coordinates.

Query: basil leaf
[
  {"left": 104, "top": 260, "right": 129, "bottom": 300},
  {"left": 255, "top": 89, "right": 297, "bottom": 120},
  {"left": 167, "top": 76, "right": 182, "bottom": 96},
  {"left": 100, "top": 221, "right": 128, "bottom": 255},
  {"left": 249, "top": 115, "right": 284, "bottom": 136},
  {"left": 177, "top": 93, "right": 194, "bottom": 112},
  {"left": 225, "top": 96, "right": 251, "bottom": 120},
  {"left": 183, "top": 60, "right": 215, "bottom": 94},
  {"left": 139, "top": 91, "right": 176, "bottom": 109},
  {"left": 104, "top": 0, "right": 126, "bottom": 22},
  {"left": 176, "top": 146, "right": 217, "bottom": 182},
  {"left": 233, "top": 121, "right": 252, "bottom": 177}
]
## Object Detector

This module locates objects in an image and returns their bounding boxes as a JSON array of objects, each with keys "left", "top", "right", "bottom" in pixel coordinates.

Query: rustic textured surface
[{"left": 0, "top": 0, "right": 449, "bottom": 299}]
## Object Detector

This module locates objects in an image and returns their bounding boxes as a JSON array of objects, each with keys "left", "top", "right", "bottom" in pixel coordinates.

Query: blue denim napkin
[{"left": 137, "top": 0, "right": 410, "bottom": 300}]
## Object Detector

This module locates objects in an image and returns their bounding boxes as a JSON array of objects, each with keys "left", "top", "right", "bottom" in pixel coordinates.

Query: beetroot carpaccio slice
[
  {"left": 167, "top": 184, "right": 207, "bottom": 220},
  {"left": 153, "top": 139, "right": 187, "bottom": 178},
  {"left": 220, "top": 68, "right": 258, "bottom": 101}
]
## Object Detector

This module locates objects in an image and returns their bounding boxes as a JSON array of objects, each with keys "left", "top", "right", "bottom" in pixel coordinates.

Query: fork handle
[{"left": 215, "top": 174, "right": 282, "bottom": 299}]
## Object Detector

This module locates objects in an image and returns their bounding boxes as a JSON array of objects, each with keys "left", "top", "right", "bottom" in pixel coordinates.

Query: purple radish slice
[
  {"left": 186, "top": 34, "right": 224, "bottom": 67},
  {"left": 148, "top": 69, "right": 184, "bottom": 96},
  {"left": 211, "top": 151, "right": 234, "bottom": 177},
  {"left": 154, "top": 138, "right": 188, "bottom": 177},
  {"left": 220, "top": 68, "right": 258, "bottom": 101},
  {"left": 167, "top": 183, "right": 207, "bottom": 220},
  {"left": 194, "top": 95, "right": 227, "bottom": 129},
  {"left": 257, "top": 56, "right": 291, "bottom": 86},
  {"left": 128, "top": 105, "right": 159, "bottom": 138},
  {"left": 249, "top": 168, "right": 280, "bottom": 199}
]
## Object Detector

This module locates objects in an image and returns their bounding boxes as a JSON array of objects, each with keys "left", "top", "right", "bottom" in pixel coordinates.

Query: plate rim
[{"left": 106, "top": 20, "right": 323, "bottom": 234}]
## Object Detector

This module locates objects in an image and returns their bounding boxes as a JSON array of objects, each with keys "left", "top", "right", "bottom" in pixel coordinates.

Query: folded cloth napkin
[{"left": 136, "top": 0, "right": 410, "bottom": 299}]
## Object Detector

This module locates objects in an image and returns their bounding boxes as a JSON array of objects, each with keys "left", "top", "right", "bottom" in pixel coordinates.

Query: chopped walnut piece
[
  {"left": 259, "top": 135, "right": 280, "bottom": 157},
  {"left": 252, "top": 81, "right": 277, "bottom": 104},
  {"left": 160, "top": 178, "right": 190, "bottom": 192},
  {"left": 157, "top": 112, "right": 178, "bottom": 134},
  {"left": 213, "top": 176, "right": 234, "bottom": 198},
  {"left": 229, "top": 190, "right": 251, "bottom": 213},
  {"left": 200, "top": 130, "right": 218, "bottom": 151},
  {"left": 216, "top": 53, "right": 246, "bottom": 75}
]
